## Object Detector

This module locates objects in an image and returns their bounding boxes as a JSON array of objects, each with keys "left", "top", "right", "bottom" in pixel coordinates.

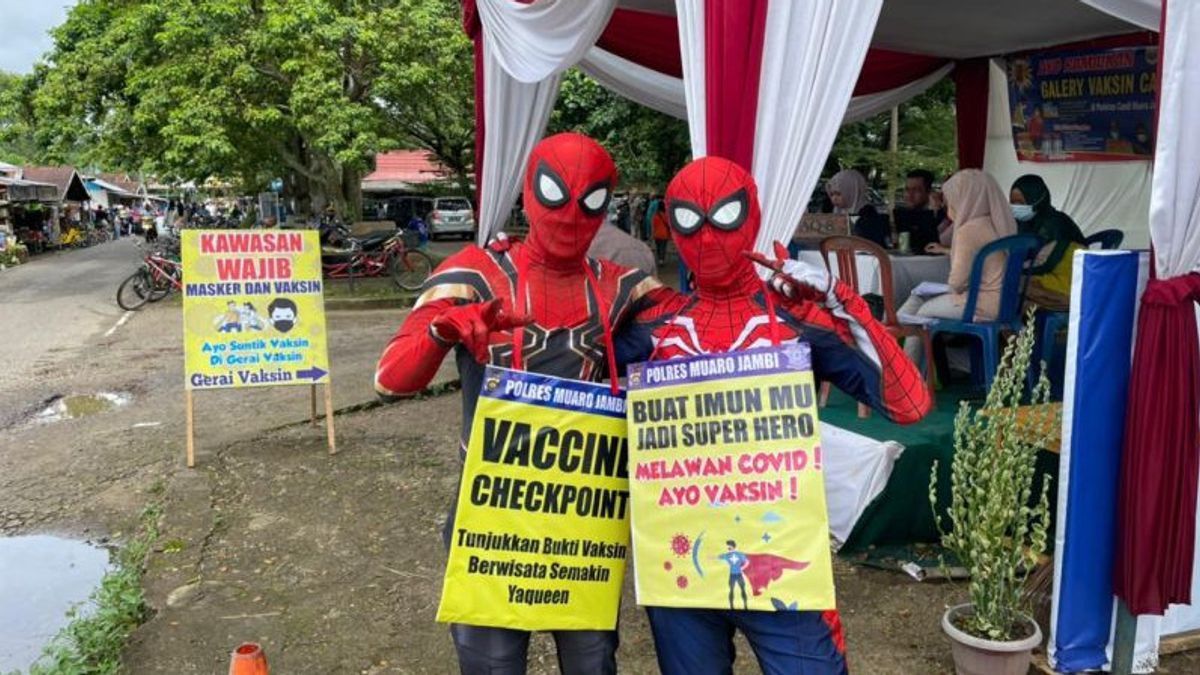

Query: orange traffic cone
[{"left": 228, "top": 642, "right": 269, "bottom": 675}]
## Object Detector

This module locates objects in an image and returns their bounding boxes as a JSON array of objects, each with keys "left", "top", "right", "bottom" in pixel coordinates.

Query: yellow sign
[
  {"left": 625, "top": 345, "right": 834, "bottom": 611},
  {"left": 181, "top": 230, "right": 329, "bottom": 390},
  {"left": 437, "top": 367, "right": 630, "bottom": 631}
]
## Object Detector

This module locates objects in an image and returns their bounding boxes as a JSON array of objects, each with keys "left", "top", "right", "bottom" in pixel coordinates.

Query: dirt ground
[{"left": 4, "top": 291, "right": 1199, "bottom": 674}]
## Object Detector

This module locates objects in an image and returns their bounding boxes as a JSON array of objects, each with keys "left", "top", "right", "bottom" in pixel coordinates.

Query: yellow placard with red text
[{"left": 625, "top": 344, "right": 835, "bottom": 611}]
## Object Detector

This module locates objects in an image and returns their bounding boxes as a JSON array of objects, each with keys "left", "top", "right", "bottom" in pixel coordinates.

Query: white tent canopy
[{"left": 472, "top": 0, "right": 1158, "bottom": 251}]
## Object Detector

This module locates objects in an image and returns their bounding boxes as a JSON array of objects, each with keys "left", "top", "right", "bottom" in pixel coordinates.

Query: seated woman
[
  {"left": 1010, "top": 174, "right": 1087, "bottom": 311},
  {"left": 826, "top": 169, "right": 892, "bottom": 248},
  {"left": 899, "top": 169, "right": 1017, "bottom": 364}
]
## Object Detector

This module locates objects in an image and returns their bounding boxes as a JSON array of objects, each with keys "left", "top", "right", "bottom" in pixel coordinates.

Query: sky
[{"left": 0, "top": 1, "right": 76, "bottom": 74}]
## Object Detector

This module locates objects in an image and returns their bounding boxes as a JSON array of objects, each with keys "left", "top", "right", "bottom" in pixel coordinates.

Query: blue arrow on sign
[{"left": 296, "top": 367, "right": 328, "bottom": 381}]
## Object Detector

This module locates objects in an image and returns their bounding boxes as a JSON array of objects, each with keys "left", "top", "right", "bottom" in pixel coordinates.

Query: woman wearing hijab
[
  {"left": 826, "top": 169, "right": 892, "bottom": 248},
  {"left": 1010, "top": 174, "right": 1087, "bottom": 311},
  {"left": 898, "top": 169, "right": 1017, "bottom": 363}
]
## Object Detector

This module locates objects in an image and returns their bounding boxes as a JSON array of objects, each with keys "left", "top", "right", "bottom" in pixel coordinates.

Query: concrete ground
[{"left": 3, "top": 240, "right": 1197, "bottom": 674}]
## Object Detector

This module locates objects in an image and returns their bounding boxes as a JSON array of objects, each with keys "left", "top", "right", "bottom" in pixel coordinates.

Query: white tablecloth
[{"left": 795, "top": 251, "right": 952, "bottom": 307}]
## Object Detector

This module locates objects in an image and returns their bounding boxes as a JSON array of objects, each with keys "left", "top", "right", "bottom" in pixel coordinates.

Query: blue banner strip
[
  {"left": 627, "top": 344, "right": 811, "bottom": 392},
  {"left": 1054, "top": 252, "right": 1139, "bottom": 671},
  {"left": 479, "top": 366, "right": 626, "bottom": 420}
]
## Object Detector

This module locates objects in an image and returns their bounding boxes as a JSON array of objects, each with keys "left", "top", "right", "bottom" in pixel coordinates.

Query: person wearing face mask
[
  {"left": 617, "top": 157, "right": 931, "bottom": 674},
  {"left": 898, "top": 169, "right": 1017, "bottom": 366},
  {"left": 374, "top": 132, "right": 673, "bottom": 674},
  {"left": 1132, "top": 121, "right": 1154, "bottom": 155},
  {"left": 825, "top": 169, "right": 892, "bottom": 248},
  {"left": 1010, "top": 174, "right": 1087, "bottom": 311}
]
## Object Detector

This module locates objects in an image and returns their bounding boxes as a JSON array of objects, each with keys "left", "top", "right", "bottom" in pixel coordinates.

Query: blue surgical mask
[{"left": 1011, "top": 204, "right": 1036, "bottom": 222}]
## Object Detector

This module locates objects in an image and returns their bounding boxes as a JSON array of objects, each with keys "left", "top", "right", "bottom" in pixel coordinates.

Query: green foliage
[
  {"left": 0, "top": 241, "right": 29, "bottom": 267},
  {"left": 929, "top": 312, "right": 1057, "bottom": 641},
  {"left": 28, "top": 0, "right": 475, "bottom": 218},
  {"left": 549, "top": 70, "right": 691, "bottom": 189},
  {"left": 30, "top": 504, "right": 162, "bottom": 675},
  {"left": 829, "top": 80, "right": 958, "bottom": 197},
  {"left": 0, "top": 71, "right": 39, "bottom": 164}
]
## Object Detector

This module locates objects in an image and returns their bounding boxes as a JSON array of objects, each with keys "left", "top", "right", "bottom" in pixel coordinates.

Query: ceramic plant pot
[{"left": 942, "top": 603, "right": 1042, "bottom": 675}]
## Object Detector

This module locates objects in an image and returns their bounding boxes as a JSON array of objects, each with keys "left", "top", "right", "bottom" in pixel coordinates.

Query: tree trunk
[{"left": 341, "top": 165, "right": 362, "bottom": 223}]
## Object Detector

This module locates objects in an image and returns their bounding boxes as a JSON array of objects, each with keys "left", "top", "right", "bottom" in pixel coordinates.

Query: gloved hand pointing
[
  {"left": 744, "top": 241, "right": 834, "bottom": 304},
  {"left": 431, "top": 299, "right": 531, "bottom": 364}
]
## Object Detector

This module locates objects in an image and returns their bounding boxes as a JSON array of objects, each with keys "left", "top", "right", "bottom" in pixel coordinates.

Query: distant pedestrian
[{"left": 652, "top": 206, "right": 670, "bottom": 265}]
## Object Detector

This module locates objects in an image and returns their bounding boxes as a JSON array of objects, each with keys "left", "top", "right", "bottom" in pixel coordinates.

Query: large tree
[
  {"left": 828, "top": 79, "right": 958, "bottom": 198},
  {"left": 30, "top": 0, "right": 475, "bottom": 219},
  {"left": 0, "top": 71, "right": 39, "bottom": 165}
]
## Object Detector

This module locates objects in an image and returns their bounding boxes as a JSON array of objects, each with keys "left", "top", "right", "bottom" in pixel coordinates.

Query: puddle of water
[
  {"left": 34, "top": 392, "right": 132, "bottom": 424},
  {"left": 0, "top": 535, "right": 111, "bottom": 672}
]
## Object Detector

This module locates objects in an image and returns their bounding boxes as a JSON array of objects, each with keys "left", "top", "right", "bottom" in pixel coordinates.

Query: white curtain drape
[
  {"left": 1080, "top": 0, "right": 1160, "bottom": 31},
  {"left": 842, "top": 64, "right": 953, "bottom": 125},
  {"left": 750, "top": 0, "right": 885, "bottom": 254},
  {"left": 580, "top": 48, "right": 949, "bottom": 129},
  {"left": 476, "top": 0, "right": 618, "bottom": 83},
  {"left": 578, "top": 48, "right": 688, "bottom": 119},
  {"left": 476, "top": 71, "right": 562, "bottom": 245},
  {"left": 1148, "top": 0, "right": 1200, "bottom": 277},
  {"left": 674, "top": 0, "right": 707, "bottom": 157},
  {"left": 474, "top": 0, "right": 618, "bottom": 243}
]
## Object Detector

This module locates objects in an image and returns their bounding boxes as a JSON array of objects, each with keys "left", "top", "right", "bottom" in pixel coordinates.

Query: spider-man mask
[
  {"left": 666, "top": 157, "right": 761, "bottom": 291},
  {"left": 522, "top": 132, "right": 617, "bottom": 268}
]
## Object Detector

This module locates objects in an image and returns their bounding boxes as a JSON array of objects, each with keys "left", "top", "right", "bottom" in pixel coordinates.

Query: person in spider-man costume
[
  {"left": 616, "top": 157, "right": 931, "bottom": 675},
  {"left": 374, "top": 132, "right": 668, "bottom": 675}
]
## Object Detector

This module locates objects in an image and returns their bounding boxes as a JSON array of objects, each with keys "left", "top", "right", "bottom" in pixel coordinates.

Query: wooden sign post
[{"left": 181, "top": 229, "right": 336, "bottom": 467}]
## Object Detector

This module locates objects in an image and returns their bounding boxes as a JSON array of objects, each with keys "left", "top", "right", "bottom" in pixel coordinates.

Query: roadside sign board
[{"left": 181, "top": 230, "right": 330, "bottom": 391}]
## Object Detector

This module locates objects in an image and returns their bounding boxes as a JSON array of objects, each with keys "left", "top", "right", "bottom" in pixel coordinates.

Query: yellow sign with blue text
[
  {"left": 181, "top": 230, "right": 329, "bottom": 390},
  {"left": 625, "top": 344, "right": 835, "bottom": 612},
  {"left": 437, "top": 366, "right": 630, "bottom": 631}
]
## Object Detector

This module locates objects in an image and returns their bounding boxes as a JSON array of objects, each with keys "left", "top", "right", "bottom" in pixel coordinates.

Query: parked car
[{"left": 427, "top": 197, "right": 475, "bottom": 240}]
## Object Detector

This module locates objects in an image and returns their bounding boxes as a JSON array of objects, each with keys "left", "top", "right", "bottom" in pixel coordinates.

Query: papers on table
[{"left": 910, "top": 281, "right": 951, "bottom": 298}]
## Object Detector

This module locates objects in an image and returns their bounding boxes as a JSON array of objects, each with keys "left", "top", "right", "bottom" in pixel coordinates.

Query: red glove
[{"left": 431, "top": 299, "right": 531, "bottom": 364}]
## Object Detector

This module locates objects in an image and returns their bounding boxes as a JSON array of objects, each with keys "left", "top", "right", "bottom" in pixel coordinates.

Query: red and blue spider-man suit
[
  {"left": 374, "top": 132, "right": 668, "bottom": 675},
  {"left": 615, "top": 157, "right": 931, "bottom": 675}
]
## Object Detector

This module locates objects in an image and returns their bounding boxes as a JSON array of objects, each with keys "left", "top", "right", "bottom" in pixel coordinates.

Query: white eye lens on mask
[
  {"left": 673, "top": 207, "right": 702, "bottom": 232},
  {"left": 710, "top": 200, "right": 742, "bottom": 227},
  {"left": 582, "top": 187, "right": 608, "bottom": 211},
  {"left": 538, "top": 174, "right": 565, "bottom": 203},
  {"left": 1011, "top": 204, "right": 1036, "bottom": 222}
]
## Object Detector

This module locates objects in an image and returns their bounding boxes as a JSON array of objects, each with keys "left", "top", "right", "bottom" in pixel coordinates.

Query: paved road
[{"left": 0, "top": 240, "right": 142, "bottom": 390}]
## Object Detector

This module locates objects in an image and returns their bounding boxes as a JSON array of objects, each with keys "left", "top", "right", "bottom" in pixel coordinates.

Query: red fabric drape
[
  {"left": 597, "top": 11, "right": 948, "bottom": 98},
  {"left": 703, "top": 0, "right": 769, "bottom": 168},
  {"left": 1113, "top": 0, "right": 1198, "bottom": 617},
  {"left": 463, "top": 1, "right": 484, "bottom": 209},
  {"left": 597, "top": 9, "right": 683, "bottom": 78},
  {"left": 1114, "top": 275, "right": 1200, "bottom": 615},
  {"left": 854, "top": 49, "right": 949, "bottom": 96},
  {"left": 953, "top": 58, "right": 990, "bottom": 169}
]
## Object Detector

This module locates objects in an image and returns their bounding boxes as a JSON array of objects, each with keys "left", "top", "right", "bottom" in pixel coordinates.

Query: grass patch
[{"left": 29, "top": 504, "right": 162, "bottom": 674}]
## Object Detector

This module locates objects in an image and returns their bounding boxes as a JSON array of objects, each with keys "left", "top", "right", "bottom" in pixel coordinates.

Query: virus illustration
[
  {"left": 663, "top": 560, "right": 673, "bottom": 571},
  {"left": 676, "top": 575, "right": 689, "bottom": 589},
  {"left": 670, "top": 533, "right": 691, "bottom": 557}
]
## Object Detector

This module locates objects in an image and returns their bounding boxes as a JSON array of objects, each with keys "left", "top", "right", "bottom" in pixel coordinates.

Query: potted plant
[{"left": 930, "top": 314, "right": 1058, "bottom": 675}]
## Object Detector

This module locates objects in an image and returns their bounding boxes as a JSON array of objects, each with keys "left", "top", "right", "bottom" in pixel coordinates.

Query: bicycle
[
  {"left": 322, "top": 230, "right": 433, "bottom": 291},
  {"left": 116, "top": 244, "right": 183, "bottom": 311}
]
